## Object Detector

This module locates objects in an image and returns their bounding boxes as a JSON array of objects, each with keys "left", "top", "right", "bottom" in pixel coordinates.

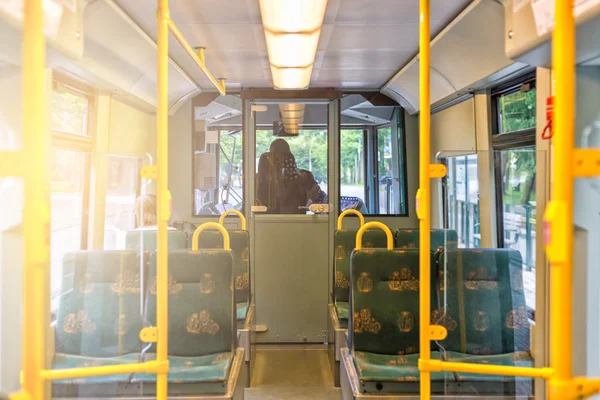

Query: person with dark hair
[{"left": 256, "top": 138, "right": 327, "bottom": 214}]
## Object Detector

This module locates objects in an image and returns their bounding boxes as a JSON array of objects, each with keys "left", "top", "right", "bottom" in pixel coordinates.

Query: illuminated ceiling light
[
  {"left": 270, "top": 65, "right": 315, "bottom": 90},
  {"left": 279, "top": 104, "right": 305, "bottom": 112},
  {"left": 260, "top": 0, "right": 328, "bottom": 89}
]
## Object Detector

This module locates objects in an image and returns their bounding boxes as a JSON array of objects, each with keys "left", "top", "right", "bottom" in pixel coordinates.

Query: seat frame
[
  {"left": 52, "top": 347, "right": 246, "bottom": 400},
  {"left": 340, "top": 348, "right": 530, "bottom": 400},
  {"left": 237, "top": 295, "right": 255, "bottom": 388},
  {"left": 328, "top": 300, "right": 347, "bottom": 387}
]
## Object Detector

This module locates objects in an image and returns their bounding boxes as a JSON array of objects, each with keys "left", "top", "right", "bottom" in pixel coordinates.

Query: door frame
[{"left": 242, "top": 97, "right": 340, "bottom": 340}]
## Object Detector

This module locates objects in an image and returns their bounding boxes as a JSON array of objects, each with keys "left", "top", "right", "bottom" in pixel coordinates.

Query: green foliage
[
  {"left": 255, "top": 129, "right": 329, "bottom": 183},
  {"left": 498, "top": 89, "right": 536, "bottom": 133},
  {"left": 51, "top": 91, "right": 89, "bottom": 135},
  {"left": 340, "top": 129, "right": 364, "bottom": 185}
]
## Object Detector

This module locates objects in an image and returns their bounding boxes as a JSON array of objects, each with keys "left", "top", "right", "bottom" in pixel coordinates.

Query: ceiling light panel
[{"left": 260, "top": 0, "right": 328, "bottom": 89}]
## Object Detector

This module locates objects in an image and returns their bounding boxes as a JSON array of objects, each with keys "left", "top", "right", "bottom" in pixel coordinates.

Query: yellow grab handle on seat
[
  {"left": 219, "top": 209, "right": 247, "bottom": 230},
  {"left": 356, "top": 222, "right": 393, "bottom": 250},
  {"left": 192, "top": 222, "right": 231, "bottom": 251},
  {"left": 337, "top": 209, "right": 365, "bottom": 230}
]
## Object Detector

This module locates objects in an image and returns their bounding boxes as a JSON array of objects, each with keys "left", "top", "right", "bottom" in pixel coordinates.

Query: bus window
[
  {"left": 193, "top": 129, "right": 244, "bottom": 216},
  {"left": 255, "top": 127, "right": 328, "bottom": 214},
  {"left": 442, "top": 154, "right": 481, "bottom": 248},
  {"left": 50, "top": 149, "right": 87, "bottom": 312},
  {"left": 104, "top": 155, "right": 139, "bottom": 249}
]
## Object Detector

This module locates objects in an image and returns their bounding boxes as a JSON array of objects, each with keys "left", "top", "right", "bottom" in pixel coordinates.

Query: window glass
[
  {"left": 255, "top": 127, "right": 328, "bottom": 214},
  {"left": 498, "top": 148, "right": 536, "bottom": 310},
  {"left": 340, "top": 129, "right": 366, "bottom": 212},
  {"left": 104, "top": 155, "right": 138, "bottom": 249},
  {"left": 50, "top": 148, "right": 86, "bottom": 311},
  {"left": 193, "top": 129, "right": 244, "bottom": 215},
  {"left": 51, "top": 90, "right": 90, "bottom": 136},
  {"left": 443, "top": 155, "right": 480, "bottom": 248},
  {"left": 377, "top": 126, "right": 394, "bottom": 214},
  {"left": 496, "top": 87, "right": 536, "bottom": 134}
]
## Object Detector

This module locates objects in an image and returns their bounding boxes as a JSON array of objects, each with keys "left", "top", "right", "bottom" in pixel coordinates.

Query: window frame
[
  {"left": 51, "top": 76, "right": 95, "bottom": 250},
  {"left": 191, "top": 126, "right": 246, "bottom": 217},
  {"left": 491, "top": 72, "right": 537, "bottom": 249},
  {"left": 337, "top": 109, "right": 409, "bottom": 217}
]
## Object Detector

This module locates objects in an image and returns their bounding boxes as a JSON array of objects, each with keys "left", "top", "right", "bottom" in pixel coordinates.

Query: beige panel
[
  {"left": 431, "top": 97, "right": 476, "bottom": 158},
  {"left": 430, "top": 98, "right": 476, "bottom": 228},
  {"left": 474, "top": 93, "right": 496, "bottom": 248},
  {"left": 108, "top": 98, "right": 155, "bottom": 157},
  {"left": 534, "top": 68, "right": 551, "bottom": 400},
  {"left": 169, "top": 100, "right": 194, "bottom": 223}
]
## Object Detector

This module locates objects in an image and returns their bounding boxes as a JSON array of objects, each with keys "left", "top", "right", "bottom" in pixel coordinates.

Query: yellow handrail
[
  {"left": 41, "top": 360, "right": 167, "bottom": 381},
  {"left": 337, "top": 209, "right": 365, "bottom": 230},
  {"left": 156, "top": 1, "right": 171, "bottom": 399},
  {"left": 21, "top": 0, "right": 48, "bottom": 399},
  {"left": 165, "top": 19, "right": 226, "bottom": 95},
  {"left": 219, "top": 209, "right": 247, "bottom": 230},
  {"left": 192, "top": 222, "right": 232, "bottom": 251},
  {"left": 417, "top": 0, "right": 433, "bottom": 398},
  {"left": 355, "top": 222, "right": 393, "bottom": 250},
  {"left": 547, "top": 0, "right": 577, "bottom": 398}
]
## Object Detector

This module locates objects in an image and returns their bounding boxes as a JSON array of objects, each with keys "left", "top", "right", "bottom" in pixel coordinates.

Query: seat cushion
[
  {"left": 133, "top": 352, "right": 232, "bottom": 383},
  {"left": 336, "top": 301, "right": 349, "bottom": 321},
  {"left": 52, "top": 353, "right": 140, "bottom": 384},
  {"left": 354, "top": 351, "right": 451, "bottom": 382},
  {"left": 236, "top": 302, "right": 248, "bottom": 321},
  {"left": 445, "top": 351, "right": 534, "bottom": 382}
]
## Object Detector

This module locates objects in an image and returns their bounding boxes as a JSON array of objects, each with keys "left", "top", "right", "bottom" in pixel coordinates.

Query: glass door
[{"left": 246, "top": 100, "right": 335, "bottom": 343}]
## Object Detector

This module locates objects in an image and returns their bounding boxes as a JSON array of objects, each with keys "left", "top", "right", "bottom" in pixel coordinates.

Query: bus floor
[{"left": 245, "top": 344, "right": 340, "bottom": 400}]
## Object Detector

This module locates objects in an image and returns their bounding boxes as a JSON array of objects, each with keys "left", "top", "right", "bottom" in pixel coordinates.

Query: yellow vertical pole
[
  {"left": 548, "top": 0, "right": 575, "bottom": 397},
  {"left": 22, "top": 0, "right": 49, "bottom": 399},
  {"left": 418, "top": 0, "right": 431, "bottom": 398},
  {"left": 156, "top": 0, "right": 170, "bottom": 398}
]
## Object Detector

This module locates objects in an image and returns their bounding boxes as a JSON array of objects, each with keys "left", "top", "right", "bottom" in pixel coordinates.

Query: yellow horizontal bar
[
  {"left": 0, "top": 151, "right": 24, "bottom": 177},
  {"left": 419, "top": 359, "right": 553, "bottom": 379},
  {"left": 41, "top": 360, "right": 168, "bottom": 381},
  {"left": 550, "top": 376, "right": 600, "bottom": 399},
  {"left": 8, "top": 391, "right": 30, "bottom": 400},
  {"left": 166, "top": 18, "right": 226, "bottom": 96}
]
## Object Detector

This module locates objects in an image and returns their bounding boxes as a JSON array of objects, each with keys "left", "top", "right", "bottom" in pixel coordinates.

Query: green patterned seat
[
  {"left": 334, "top": 229, "right": 388, "bottom": 323},
  {"left": 350, "top": 249, "right": 451, "bottom": 393},
  {"left": 196, "top": 229, "right": 250, "bottom": 321},
  {"left": 52, "top": 251, "right": 148, "bottom": 395},
  {"left": 125, "top": 228, "right": 187, "bottom": 251},
  {"left": 438, "top": 249, "right": 532, "bottom": 393},
  {"left": 133, "top": 249, "right": 235, "bottom": 391},
  {"left": 395, "top": 228, "right": 458, "bottom": 253}
]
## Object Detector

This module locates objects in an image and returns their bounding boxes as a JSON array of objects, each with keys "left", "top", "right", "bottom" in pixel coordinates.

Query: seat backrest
[
  {"left": 145, "top": 249, "right": 234, "bottom": 357},
  {"left": 437, "top": 249, "right": 529, "bottom": 355},
  {"left": 334, "top": 230, "right": 388, "bottom": 303},
  {"left": 351, "top": 249, "right": 437, "bottom": 355},
  {"left": 196, "top": 229, "right": 250, "bottom": 305},
  {"left": 55, "top": 250, "right": 147, "bottom": 357},
  {"left": 395, "top": 229, "right": 458, "bottom": 253},
  {"left": 125, "top": 229, "right": 187, "bottom": 251}
]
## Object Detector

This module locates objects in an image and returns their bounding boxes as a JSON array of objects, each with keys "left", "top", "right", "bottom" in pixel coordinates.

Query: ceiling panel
[{"left": 113, "top": 0, "right": 474, "bottom": 91}]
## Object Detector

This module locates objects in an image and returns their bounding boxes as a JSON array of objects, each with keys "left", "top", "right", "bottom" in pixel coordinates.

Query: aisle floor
[{"left": 244, "top": 344, "right": 340, "bottom": 400}]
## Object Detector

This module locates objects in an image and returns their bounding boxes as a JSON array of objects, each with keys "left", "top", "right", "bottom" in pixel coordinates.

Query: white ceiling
[{"left": 113, "top": 0, "right": 473, "bottom": 90}]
